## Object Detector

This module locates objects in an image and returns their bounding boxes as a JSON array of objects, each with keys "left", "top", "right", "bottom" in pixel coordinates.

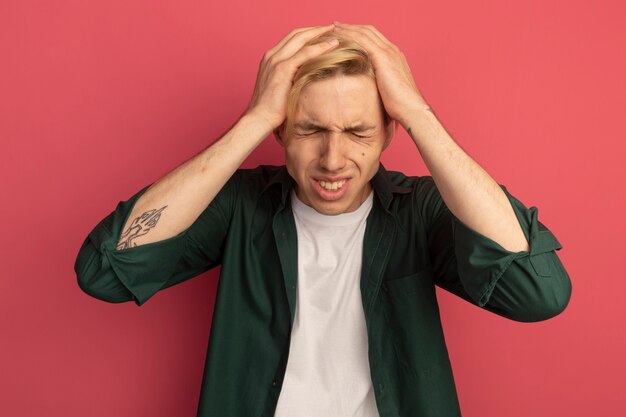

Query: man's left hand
[{"left": 332, "top": 21, "right": 431, "bottom": 129}]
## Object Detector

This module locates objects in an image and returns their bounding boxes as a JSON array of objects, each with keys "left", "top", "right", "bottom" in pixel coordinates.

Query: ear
[
  {"left": 382, "top": 119, "right": 396, "bottom": 151},
  {"left": 273, "top": 126, "right": 286, "bottom": 148}
]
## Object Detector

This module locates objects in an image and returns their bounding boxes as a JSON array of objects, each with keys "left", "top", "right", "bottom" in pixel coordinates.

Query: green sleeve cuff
[
  {"left": 452, "top": 185, "right": 571, "bottom": 321},
  {"left": 78, "top": 183, "right": 189, "bottom": 306},
  {"left": 76, "top": 171, "right": 240, "bottom": 307}
]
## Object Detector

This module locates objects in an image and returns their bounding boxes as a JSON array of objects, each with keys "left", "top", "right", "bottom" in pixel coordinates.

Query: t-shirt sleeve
[
  {"left": 418, "top": 176, "right": 572, "bottom": 322},
  {"left": 74, "top": 172, "right": 240, "bottom": 306}
]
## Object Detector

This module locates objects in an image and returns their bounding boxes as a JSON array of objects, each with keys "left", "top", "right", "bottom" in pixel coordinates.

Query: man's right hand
[
  {"left": 111, "top": 25, "right": 341, "bottom": 251},
  {"left": 244, "top": 23, "right": 340, "bottom": 131}
]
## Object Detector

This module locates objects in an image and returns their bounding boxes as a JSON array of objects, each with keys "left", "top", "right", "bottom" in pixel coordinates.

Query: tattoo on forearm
[{"left": 116, "top": 205, "right": 168, "bottom": 250}]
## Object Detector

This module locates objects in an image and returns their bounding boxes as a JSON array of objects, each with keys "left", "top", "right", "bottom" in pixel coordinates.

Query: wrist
[
  {"left": 243, "top": 109, "right": 280, "bottom": 133},
  {"left": 398, "top": 104, "right": 437, "bottom": 132}
]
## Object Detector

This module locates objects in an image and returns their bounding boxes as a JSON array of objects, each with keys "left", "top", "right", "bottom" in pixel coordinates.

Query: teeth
[{"left": 319, "top": 180, "right": 346, "bottom": 190}]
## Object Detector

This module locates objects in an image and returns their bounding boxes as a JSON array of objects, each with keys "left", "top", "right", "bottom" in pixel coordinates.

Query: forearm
[
  {"left": 403, "top": 108, "right": 530, "bottom": 253},
  {"left": 116, "top": 111, "right": 273, "bottom": 250}
]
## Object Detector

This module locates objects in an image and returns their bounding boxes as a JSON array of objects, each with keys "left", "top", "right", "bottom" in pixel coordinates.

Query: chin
[{"left": 311, "top": 200, "right": 351, "bottom": 216}]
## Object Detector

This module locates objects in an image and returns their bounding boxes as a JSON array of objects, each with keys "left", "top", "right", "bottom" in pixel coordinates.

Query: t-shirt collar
[{"left": 261, "top": 162, "right": 411, "bottom": 213}]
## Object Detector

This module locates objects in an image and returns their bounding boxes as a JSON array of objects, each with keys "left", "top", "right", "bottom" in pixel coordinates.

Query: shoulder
[
  {"left": 382, "top": 168, "right": 446, "bottom": 225},
  {"left": 234, "top": 165, "right": 287, "bottom": 187},
  {"left": 382, "top": 168, "right": 438, "bottom": 196},
  {"left": 228, "top": 165, "right": 293, "bottom": 202}
]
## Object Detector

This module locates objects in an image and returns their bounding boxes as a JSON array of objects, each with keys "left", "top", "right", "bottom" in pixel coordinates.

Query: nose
[{"left": 318, "top": 133, "right": 347, "bottom": 173}]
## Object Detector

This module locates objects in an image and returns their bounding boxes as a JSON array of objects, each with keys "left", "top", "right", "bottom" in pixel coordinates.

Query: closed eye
[
  {"left": 297, "top": 130, "right": 320, "bottom": 136},
  {"left": 296, "top": 130, "right": 369, "bottom": 139}
]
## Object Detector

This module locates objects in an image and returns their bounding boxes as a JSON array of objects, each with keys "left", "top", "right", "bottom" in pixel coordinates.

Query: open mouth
[
  {"left": 318, "top": 180, "right": 346, "bottom": 190},
  {"left": 311, "top": 177, "right": 351, "bottom": 201}
]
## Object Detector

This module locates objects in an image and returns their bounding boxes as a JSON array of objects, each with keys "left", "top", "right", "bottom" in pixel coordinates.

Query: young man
[{"left": 75, "top": 22, "right": 571, "bottom": 417}]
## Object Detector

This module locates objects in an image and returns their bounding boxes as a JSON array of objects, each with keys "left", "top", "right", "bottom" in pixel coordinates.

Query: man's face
[{"left": 279, "top": 74, "right": 392, "bottom": 215}]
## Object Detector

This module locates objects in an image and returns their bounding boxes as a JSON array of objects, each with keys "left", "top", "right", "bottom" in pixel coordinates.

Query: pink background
[{"left": 2, "top": 0, "right": 624, "bottom": 416}]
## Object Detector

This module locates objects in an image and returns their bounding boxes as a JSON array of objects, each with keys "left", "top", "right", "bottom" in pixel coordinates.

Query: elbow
[
  {"left": 74, "top": 240, "right": 134, "bottom": 304},
  {"left": 486, "top": 262, "right": 573, "bottom": 323},
  {"left": 545, "top": 279, "right": 573, "bottom": 321},
  {"left": 512, "top": 274, "right": 573, "bottom": 323},
  {"left": 514, "top": 297, "right": 571, "bottom": 323},
  {"left": 76, "top": 269, "right": 128, "bottom": 304},
  {"left": 74, "top": 241, "right": 100, "bottom": 298}
]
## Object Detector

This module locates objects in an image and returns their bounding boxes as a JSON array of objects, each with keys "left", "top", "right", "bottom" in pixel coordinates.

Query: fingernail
[{"left": 327, "top": 39, "right": 339, "bottom": 46}]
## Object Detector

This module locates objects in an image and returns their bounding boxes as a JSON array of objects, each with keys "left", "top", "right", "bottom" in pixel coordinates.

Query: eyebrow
[{"left": 293, "top": 121, "right": 376, "bottom": 132}]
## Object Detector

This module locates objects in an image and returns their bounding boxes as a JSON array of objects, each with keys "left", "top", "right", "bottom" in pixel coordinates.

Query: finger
[
  {"left": 266, "top": 24, "right": 335, "bottom": 61},
  {"left": 335, "top": 23, "right": 386, "bottom": 49},
  {"left": 358, "top": 24, "right": 396, "bottom": 48},
  {"left": 278, "top": 37, "right": 341, "bottom": 72},
  {"left": 267, "top": 25, "right": 324, "bottom": 54},
  {"left": 335, "top": 22, "right": 389, "bottom": 43},
  {"left": 333, "top": 25, "right": 386, "bottom": 53},
  {"left": 334, "top": 22, "right": 392, "bottom": 50},
  {"left": 271, "top": 25, "right": 338, "bottom": 63}
]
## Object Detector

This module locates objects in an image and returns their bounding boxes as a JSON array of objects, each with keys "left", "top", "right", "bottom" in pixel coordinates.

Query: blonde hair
[{"left": 276, "top": 31, "right": 394, "bottom": 140}]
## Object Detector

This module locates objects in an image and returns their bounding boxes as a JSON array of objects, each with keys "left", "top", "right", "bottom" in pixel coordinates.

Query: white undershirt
[{"left": 273, "top": 189, "right": 380, "bottom": 417}]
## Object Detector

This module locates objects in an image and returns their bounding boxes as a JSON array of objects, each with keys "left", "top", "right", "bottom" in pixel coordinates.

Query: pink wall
[{"left": 2, "top": 0, "right": 624, "bottom": 416}]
